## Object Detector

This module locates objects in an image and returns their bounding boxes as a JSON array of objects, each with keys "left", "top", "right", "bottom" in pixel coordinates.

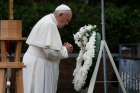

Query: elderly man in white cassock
[{"left": 23, "top": 4, "right": 73, "bottom": 93}]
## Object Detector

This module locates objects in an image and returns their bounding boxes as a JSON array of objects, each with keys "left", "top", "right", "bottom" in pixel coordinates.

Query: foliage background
[{"left": 0, "top": 0, "right": 140, "bottom": 53}]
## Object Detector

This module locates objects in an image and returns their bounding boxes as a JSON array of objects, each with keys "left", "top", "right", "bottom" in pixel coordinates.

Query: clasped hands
[{"left": 64, "top": 42, "right": 73, "bottom": 53}]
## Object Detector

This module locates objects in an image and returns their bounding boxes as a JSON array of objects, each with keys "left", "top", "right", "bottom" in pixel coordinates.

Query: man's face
[{"left": 58, "top": 13, "right": 72, "bottom": 28}]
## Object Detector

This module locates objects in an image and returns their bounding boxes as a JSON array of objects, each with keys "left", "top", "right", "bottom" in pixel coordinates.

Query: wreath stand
[{"left": 87, "top": 40, "right": 127, "bottom": 93}]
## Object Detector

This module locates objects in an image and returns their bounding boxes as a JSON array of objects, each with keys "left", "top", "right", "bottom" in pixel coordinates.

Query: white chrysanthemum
[
  {"left": 93, "top": 25, "right": 97, "bottom": 29},
  {"left": 73, "top": 24, "right": 97, "bottom": 91},
  {"left": 86, "top": 24, "right": 93, "bottom": 31}
]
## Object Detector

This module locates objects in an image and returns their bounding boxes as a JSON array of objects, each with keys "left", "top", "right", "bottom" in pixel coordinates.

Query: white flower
[
  {"left": 93, "top": 25, "right": 97, "bottom": 29},
  {"left": 82, "top": 36, "right": 88, "bottom": 45},
  {"left": 85, "top": 33, "right": 89, "bottom": 37},
  {"left": 86, "top": 24, "right": 93, "bottom": 31},
  {"left": 73, "top": 24, "right": 97, "bottom": 91}
]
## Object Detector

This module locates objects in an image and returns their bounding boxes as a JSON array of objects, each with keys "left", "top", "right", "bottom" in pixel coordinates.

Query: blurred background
[{"left": 0, "top": 0, "right": 140, "bottom": 93}]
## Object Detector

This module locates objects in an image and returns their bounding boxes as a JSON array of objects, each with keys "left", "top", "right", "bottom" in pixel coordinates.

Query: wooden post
[
  {"left": 0, "top": 41, "right": 7, "bottom": 93},
  {"left": 9, "top": 0, "right": 14, "bottom": 20}
]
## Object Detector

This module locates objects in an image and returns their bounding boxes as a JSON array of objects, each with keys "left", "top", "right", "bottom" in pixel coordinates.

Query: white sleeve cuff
[
  {"left": 60, "top": 46, "right": 68, "bottom": 58},
  {"left": 43, "top": 48, "right": 60, "bottom": 61}
]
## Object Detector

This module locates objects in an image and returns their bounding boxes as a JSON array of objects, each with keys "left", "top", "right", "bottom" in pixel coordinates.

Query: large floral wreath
[{"left": 73, "top": 24, "right": 101, "bottom": 91}]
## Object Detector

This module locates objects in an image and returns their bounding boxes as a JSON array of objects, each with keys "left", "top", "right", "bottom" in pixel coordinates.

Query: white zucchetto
[{"left": 55, "top": 4, "right": 71, "bottom": 11}]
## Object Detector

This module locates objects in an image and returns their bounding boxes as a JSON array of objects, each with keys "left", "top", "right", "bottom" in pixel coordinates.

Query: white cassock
[{"left": 23, "top": 13, "right": 68, "bottom": 93}]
